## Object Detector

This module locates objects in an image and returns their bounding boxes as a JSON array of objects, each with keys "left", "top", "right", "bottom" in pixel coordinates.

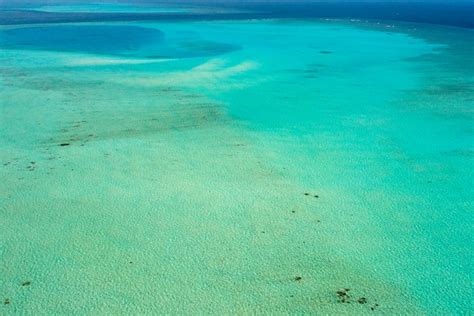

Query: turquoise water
[{"left": 1, "top": 17, "right": 473, "bottom": 314}]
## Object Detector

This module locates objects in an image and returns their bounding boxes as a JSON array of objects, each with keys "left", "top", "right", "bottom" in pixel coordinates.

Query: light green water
[{"left": 1, "top": 19, "right": 473, "bottom": 314}]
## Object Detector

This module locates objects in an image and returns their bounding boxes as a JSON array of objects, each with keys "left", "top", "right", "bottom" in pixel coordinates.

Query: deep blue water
[
  {"left": 1, "top": 2, "right": 473, "bottom": 28},
  {"left": 1, "top": 25, "right": 164, "bottom": 56},
  {"left": 0, "top": 25, "right": 239, "bottom": 58}
]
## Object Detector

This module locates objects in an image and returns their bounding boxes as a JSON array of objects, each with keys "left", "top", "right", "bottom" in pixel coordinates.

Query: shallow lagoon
[{"left": 0, "top": 15, "right": 473, "bottom": 314}]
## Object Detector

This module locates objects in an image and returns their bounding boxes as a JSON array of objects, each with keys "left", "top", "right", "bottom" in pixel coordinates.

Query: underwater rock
[
  {"left": 336, "top": 290, "right": 347, "bottom": 296},
  {"left": 21, "top": 281, "right": 31, "bottom": 286},
  {"left": 336, "top": 288, "right": 351, "bottom": 303},
  {"left": 358, "top": 297, "right": 368, "bottom": 304},
  {"left": 3, "top": 298, "right": 10, "bottom": 305},
  {"left": 371, "top": 303, "right": 380, "bottom": 311},
  {"left": 294, "top": 276, "right": 302, "bottom": 281},
  {"left": 27, "top": 162, "right": 37, "bottom": 171}
]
